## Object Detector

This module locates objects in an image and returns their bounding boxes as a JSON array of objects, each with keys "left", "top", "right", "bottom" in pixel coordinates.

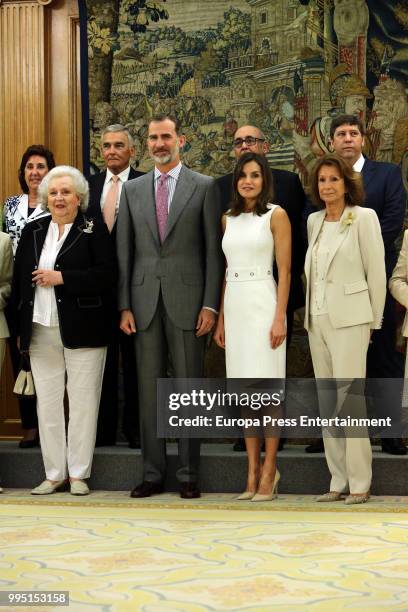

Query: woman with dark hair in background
[
  {"left": 214, "top": 152, "right": 291, "bottom": 502},
  {"left": 3, "top": 144, "right": 55, "bottom": 448}
]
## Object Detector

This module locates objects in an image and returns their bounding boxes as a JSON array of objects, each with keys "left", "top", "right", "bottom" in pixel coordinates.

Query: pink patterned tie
[
  {"left": 156, "top": 173, "right": 169, "bottom": 243},
  {"left": 103, "top": 175, "right": 119, "bottom": 233}
]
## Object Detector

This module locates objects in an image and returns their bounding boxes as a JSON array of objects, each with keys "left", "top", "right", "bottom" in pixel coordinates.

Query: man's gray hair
[
  {"left": 38, "top": 165, "right": 89, "bottom": 212},
  {"left": 101, "top": 124, "right": 135, "bottom": 147}
]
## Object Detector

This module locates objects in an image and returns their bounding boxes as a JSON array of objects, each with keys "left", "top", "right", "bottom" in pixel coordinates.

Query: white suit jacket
[
  {"left": 304, "top": 205, "right": 386, "bottom": 331},
  {"left": 389, "top": 229, "right": 408, "bottom": 337},
  {"left": 0, "top": 232, "right": 13, "bottom": 338}
]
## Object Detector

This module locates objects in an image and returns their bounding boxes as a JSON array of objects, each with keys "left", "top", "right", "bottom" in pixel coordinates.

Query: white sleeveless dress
[{"left": 222, "top": 204, "right": 286, "bottom": 378}]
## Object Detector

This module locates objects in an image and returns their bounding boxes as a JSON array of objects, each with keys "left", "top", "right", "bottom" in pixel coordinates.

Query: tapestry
[{"left": 83, "top": 0, "right": 408, "bottom": 190}]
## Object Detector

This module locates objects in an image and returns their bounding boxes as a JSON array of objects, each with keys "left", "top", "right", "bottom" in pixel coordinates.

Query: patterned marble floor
[{"left": 1, "top": 493, "right": 408, "bottom": 611}]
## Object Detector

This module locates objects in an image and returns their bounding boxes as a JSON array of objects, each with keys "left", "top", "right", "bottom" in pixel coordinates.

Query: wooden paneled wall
[
  {"left": 0, "top": 0, "right": 81, "bottom": 203},
  {"left": 0, "top": 1, "right": 47, "bottom": 201},
  {"left": 0, "top": 0, "right": 81, "bottom": 437}
]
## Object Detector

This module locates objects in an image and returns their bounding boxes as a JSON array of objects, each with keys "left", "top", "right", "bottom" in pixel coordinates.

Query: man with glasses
[{"left": 217, "top": 124, "right": 306, "bottom": 451}]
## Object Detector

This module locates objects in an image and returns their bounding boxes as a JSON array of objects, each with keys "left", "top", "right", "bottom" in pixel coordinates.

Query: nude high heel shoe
[
  {"left": 236, "top": 469, "right": 260, "bottom": 500},
  {"left": 236, "top": 490, "right": 256, "bottom": 501},
  {"left": 251, "top": 469, "right": 280, "bottom": 502}
]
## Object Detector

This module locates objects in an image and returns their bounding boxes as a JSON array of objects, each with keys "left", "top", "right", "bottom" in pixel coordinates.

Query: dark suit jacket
[
  {"left": 87, "top": 167, "right": 144, "bottom": 242},
  {"left": 361, "top": 159, "right": 406, "bottom": 276},
  {"left": 216, "top": 169, "right": 306, "bottom": 311},
  {"left": 11, "top": 214, "right": 117, "bottom": 351}
]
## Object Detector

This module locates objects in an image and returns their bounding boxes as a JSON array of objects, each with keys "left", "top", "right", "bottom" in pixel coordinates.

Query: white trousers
[
  {"left": 309, "top": 315, "right": 372, "bottom": 494},
  {"left": 30, "top": 324, "right": 106, "bottom": 481}
]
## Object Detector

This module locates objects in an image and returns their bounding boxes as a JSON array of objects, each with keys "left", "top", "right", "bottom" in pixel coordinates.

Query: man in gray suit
[{"left": 117, "top": 114, "right": 223, "bottom": 498}]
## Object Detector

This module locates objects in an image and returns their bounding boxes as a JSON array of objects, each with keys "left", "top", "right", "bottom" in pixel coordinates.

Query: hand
[
  {"left": 270, "top": 318, "right": 286, "bottom": 349},
  {"left": 120, "top": 309, "right": 137, "bottom": 335},
  {"left": 196, "top": 308, "right": 215, "bottom": 337},
  {"left": 32, "top": 269, "right": 63, "bottom": 287},
  {"left": 213, "top": 315, "right": 225, "bottom": 349}
]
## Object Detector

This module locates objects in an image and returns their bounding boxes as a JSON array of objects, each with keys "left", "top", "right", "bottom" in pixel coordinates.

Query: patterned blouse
[{"left": 3, "top": 194, "right": 49, "bottom": 255}]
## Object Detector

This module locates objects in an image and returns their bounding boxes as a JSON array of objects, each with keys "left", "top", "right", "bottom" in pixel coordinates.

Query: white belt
[{"left": 226, "top": 267, "right": 273, "bottom": 282}]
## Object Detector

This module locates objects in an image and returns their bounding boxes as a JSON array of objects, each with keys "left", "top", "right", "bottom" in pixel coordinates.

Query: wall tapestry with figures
[{"left": 82, "top": 0, "right": 408, "bottom": 192}]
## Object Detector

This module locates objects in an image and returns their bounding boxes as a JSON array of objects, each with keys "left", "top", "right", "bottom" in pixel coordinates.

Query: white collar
[
  {"left": 353, "top": 154, "right": 365, "bottom": 173},
  {"left": 154, "top": 162, "right": 183, "bottom": 181},
  {"left": 105, "top": 166, "right": 131, "bottom": 184}
]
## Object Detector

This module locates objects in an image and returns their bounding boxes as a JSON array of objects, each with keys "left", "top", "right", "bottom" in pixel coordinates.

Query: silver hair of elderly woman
[{"left": 38, "top": 165, "right": 89, "bottom": 212}]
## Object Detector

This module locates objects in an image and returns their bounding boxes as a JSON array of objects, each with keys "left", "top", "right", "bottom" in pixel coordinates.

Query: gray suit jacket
[{"left": 116, "top": 165, "right": 223, "bottom": 330}]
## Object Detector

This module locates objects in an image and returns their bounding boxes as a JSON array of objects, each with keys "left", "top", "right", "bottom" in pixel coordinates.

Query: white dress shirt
[
  {"left": 100, "top": 166, "right": 131, "bottom": 219},
  {"left": 353, "top": 154, "right": 365, "bottom": 173},
  {"left": 154, "top": 162, "right": 182, "bottom": 211},
  {"left": 33, "top": 222, "right": 72, "bottom": 327}
]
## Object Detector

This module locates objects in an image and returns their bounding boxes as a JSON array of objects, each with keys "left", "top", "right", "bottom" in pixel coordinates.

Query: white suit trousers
[
  {"left": 30, "top": 324, "right": 106, "bottom": 481},
  {"left": 309, "top": 314, "right": 372, "bottom": 494}
]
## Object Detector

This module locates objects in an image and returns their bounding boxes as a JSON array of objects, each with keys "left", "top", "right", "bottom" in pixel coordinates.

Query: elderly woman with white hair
[{"left": 11, "top": 166, "right": 116, "bottom": 495}]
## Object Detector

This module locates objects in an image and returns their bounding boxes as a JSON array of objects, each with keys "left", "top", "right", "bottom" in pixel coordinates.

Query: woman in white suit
[
  {"left": 305, "top": 154, "right": 386, "bottom": 504},
  {"left": 0, "top": 231, "right": 13, "bottom": 493},
  {"left": 389, "top": 232, "right": 408, "bottom": 376}
]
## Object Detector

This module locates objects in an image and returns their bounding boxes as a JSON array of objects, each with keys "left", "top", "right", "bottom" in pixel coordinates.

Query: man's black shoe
[
  {"left": 127, "top": 437, "right": 140, "bottom": 449},
  {"left": 95, "top": 438, "right": 116, "bottom": 447},
  {"left": 381, "top": 438, "right": 407, "bottom": 455},
  {"left": 305, "top": 439, "right": 324, "bottom": 453},
  {"left": 233, "top": 438, "right": 246, "bottom": 452},
  {"left": 130, "top": 481, "right": 164, "bottom": 498},
  {"left": 19, "top": 436, "right": 40, "bottom": 449},
  {"left": 179, "top": 482, "right": 201, "bottom": 499}
]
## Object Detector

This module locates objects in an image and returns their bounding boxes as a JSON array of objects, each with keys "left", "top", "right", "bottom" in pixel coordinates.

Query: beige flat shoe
[
  {"left": 31, "top": 479, "right": 66, "bottom": 495},
  {"left": 316, "top": 491, "right": 344, "bottom": 502},
  {"left": 70, "top": 480, "right": 89, "bottom": 496},
  {"left": 344, "top": 493, "right": 370, "bottom": 505}
]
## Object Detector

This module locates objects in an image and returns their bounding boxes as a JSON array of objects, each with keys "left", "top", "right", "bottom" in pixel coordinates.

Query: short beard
[
  {"left": 151, "top": 143, "right": 179, "bottom": 166},
  {"left": 152, "top": 153, "right": 172, "bottom": 165}
]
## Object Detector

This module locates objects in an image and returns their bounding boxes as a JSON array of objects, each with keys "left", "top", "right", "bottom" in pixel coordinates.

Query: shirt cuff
[{"left": 203, "top": 306, "right": 218, "bottom": 315}]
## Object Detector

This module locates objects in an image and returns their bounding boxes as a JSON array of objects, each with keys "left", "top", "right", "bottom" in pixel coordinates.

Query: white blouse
[
  {"left": 310, "top": 221, "right": 340, "bottom": 315},
  {"left": 33, "top": 222, "right": 72, "bottom": 327}
]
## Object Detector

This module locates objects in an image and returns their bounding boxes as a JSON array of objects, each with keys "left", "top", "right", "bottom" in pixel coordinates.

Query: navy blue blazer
[
  {"left": 87, "top": 167, "right": 144, "bottom": 239},
  {"left": 361, "top": 159, "right": 406, "bottom": 275},
  {"left": 11, "top": 214, "right": 117, "bottom": 351}
]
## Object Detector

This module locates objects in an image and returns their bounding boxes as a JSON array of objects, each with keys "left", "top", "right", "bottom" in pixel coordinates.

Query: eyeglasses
[{"left": 233, "top": 136, "right": 265, "bottom": 148}]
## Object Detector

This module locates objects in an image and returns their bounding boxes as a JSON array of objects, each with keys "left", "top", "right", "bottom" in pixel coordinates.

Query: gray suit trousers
[{"left": 135, "top": 293, "right": 205, "bottom": 484}]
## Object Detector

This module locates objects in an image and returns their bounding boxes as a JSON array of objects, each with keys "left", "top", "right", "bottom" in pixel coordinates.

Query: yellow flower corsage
[{"left": 340, "top": 211, "right": 355, "bottom": 232}]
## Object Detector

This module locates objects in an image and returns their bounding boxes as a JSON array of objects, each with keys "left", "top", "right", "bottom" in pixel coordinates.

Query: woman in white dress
[{"left": 214, "top": 152, "right": 291, "bottom": 501}]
